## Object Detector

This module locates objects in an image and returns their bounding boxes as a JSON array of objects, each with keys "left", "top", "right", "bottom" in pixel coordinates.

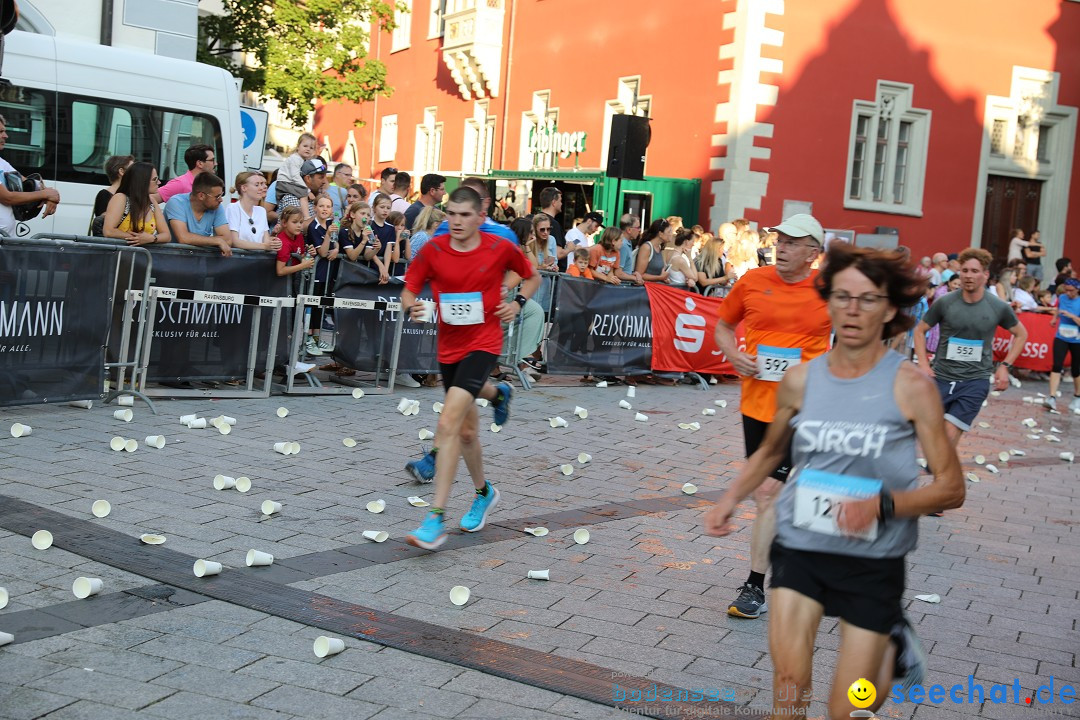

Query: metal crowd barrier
[{"left": 24, "top": 234, "right": 159, "bottom": 413}]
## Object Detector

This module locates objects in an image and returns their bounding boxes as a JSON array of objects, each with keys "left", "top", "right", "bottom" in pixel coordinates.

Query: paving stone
[
  {"left": 137, "top": 690, "right": 296, "bottom": 720},
  {"left": 151, "top": 663, "right": 281, "bottom": 704},
  {"left": 237, "top": 656, "right": 371, "bottom": 695},
  {"left": 34, "top": 699, "right": 149, "bottom": 720},
  {"left": 346, "top": 676, "right": 477, "bottom": 718},
  {"left": 25, "top": 666, "right": 176, "bottom": 710},
  {"left": 0, "top": 684, "right": 77, "bottom": 720},
  {"left": 128, "top": 634, "right": 264, "bottom": 672},
  {"left": 252, "top": 685, "right": 385, "bottom": 719},
  {"left": 44, "top": 644, "right": 183, "bottom": 682}
]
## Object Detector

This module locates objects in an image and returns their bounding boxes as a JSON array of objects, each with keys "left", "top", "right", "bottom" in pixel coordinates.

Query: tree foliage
[{"left": 198, "top": 0, "right": 403, "bottom": 127}]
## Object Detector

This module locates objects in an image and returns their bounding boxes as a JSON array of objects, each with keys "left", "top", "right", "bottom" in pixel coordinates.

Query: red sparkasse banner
[
  {"left": 645, "top": 283, "right": 744, "bottom": 375},
  {"left": 993, "top": 312, "right": 1064, "bottom": 373}
]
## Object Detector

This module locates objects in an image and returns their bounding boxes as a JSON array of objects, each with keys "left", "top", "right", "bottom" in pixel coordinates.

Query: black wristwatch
[
  {"left": 879, "top": 490, "right": 895, "bottom": 523},
  {"left": 514, "top": 294, "right": 528, "bottom": 308},
  {"left": 1000, "top": 362, "right": 1012, "bottom": 369}
]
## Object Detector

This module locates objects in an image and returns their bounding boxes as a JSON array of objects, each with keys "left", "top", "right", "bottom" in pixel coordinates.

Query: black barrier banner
[
  {"left": 0, "top": 244, "right": 114, "bottom": 406},
  {"left": 546, "top": 275, "right": 652, "bottom": 375},
  {"left": 332, "top": 262, "right": 439, "bottom": 374},
  {"left": 109, "top": 247, "right": 291, "bottom": 382}
]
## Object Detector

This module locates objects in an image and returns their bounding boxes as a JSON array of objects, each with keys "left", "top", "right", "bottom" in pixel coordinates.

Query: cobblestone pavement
[{"left": 0, "top": 376, "right": 1077, "bottom": 720}]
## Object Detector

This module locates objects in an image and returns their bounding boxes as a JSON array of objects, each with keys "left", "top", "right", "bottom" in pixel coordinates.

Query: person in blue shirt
[
  {"left": 164, "top": 173, "right": 232, "bottom": 256},
  {"left": 1047, "top": 277, "right": 1080, "bottom": 413}
]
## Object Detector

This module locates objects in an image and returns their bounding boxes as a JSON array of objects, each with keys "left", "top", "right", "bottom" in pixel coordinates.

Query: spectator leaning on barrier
[
  {"left": 634, "top": 218, "right": 672, "bottom": 284},
  {"left": 275, "top": 206, "right": 315, "bottom": 278},
  {"left": 227, "top": 171, "right": 281, "bottom": 252},
  {"left": 102, "top": 161, "right": 170, "bottom": 246},
  {"left": 158, "top": 144, "right": 215, "bottom": 203},
  {"left": 405, "top": 173, "right": 446, "bottom": 231},
  {"left": 588, "top": 227, "right": 623, "bottom": 285},
  {"left": 0, "top": 113, "right": 60, "bottom": 236},
  {"left": 164, "top": 172, "right": 232, "bottom": 257},
  {"left": 615, "top": 213, "right": 643, "bottom": 285}
]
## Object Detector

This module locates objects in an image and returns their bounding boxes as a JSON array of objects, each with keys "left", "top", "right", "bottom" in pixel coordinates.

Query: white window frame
[
  {"left": 519, "top": 91, "right": 559, "bottom": 170},
  {"left": 378, "top": 115, "right": 398, "bottom": 163},
  {"left": 414, "top": 107, "right": 443, "bottom": 176},
  {"left": 428, "top": 0, "right": 446, "bottom": 39},
  {"left": 844, "top": 80, "right": 930, "bottom": 217},
  {"left": 392, "top": 0, "right": 413, "bottom": 52},
  {"left": 463, "top": 100, "right": 495, "bottom": 175}
]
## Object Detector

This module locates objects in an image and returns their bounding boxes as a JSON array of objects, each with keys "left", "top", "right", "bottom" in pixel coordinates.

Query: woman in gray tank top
[{"left": 704, "top": 244, "right": 965, "bottom": 720}]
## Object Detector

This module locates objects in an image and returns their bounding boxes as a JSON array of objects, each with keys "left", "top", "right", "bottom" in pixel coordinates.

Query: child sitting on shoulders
[{"left": 275, "top": 133, "right": 319, "bottom": 218}]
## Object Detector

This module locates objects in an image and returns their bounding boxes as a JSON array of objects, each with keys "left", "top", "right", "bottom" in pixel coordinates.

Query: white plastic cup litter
[
  {"left": 366, "top": 499, "right": 386, "bottom": 514},
  {"left": 627, "top": 387, "right": 636, "bottom": 398},
  {"left": 475, "top": 398, "right": 489, "bottom": 408},
  {"left": 110, "top": 436, "right": 126, "bottom": 451},
  {"left": 69, "top": 400, "right": 93, "bottom": 409},
  {"left": 117, "top": 396, "right": 134, "bottom": 407},
  {"left": 998, "top": 451, "right": 1010, "bottom": 463},
  {"left": 287, "top": 442, "right": 301, "bottom": 455},
  {"left": 213, "top": 475, "right": 236, "bottom": 490},
  {"left": 449, "top": 586, "right": 471, "bottom": 606},
  {"left": 10, "top": 423, "right": 32, "bottom": 438},
  {"left": 560, "top": 464, "right": 574, "bottom": 476},
  {"left": 549, "top": 417, "right": 568, "bottom": 428},
  {"left": 578, "top": 453, "right": 592, "bottom": 464},
  {"left": 72, "top": 577, "right": 103, "bottom": 599},
  {"left": 276, "top": 407, "right": 289, "bottom": 418},
  {"left": 432, "top": 402, "right": 444, "bottom": 413},
  {"left": 139, "top": 534, "right": 166, "bottom": 545},
  {"left": 145, "top": 435, "right": 166, "bottom": 449},
  {"left": 179, "top": 414, "right": 197, "bottom": 424},
  {"left": 246, "top": 549, "right": 274, "bottom": 567},
  {"left": 490, "top": 424, "right": 502, "bottom": 433},
  {"left": 0, "top": 587, "right": 7, "bottom": 610},
  {"left": 974, "top": 455, "right": 985, "bottom": 465},
  {"left": 343, "top": 438, "right": 357, "bottom": 448},
  {"left": 91, "top": 500, "right": 111, "bottom": 518},
  {"left": 1062, "top": 452, "right": 1075, "bottom": 463},
  {"left": 407, "top": 496, "right": 430, "bottom": 507},
  {"left": 274, "top": 442, "right": 290, "bottom": 455},
  {"left": 217, "top": 415, "right": 237, "bottom": 426},
  {"left": 523, "top": 527, "right": 549, "bottom": 537},
  {"left": 218, "top": 423, "right": 232, "bottom": 436},
  {"left": 31, "top": 530, "right": 52, "bottom": 550},
  {"left": 187, "top": 418, "right": 207, "bottom": 429},
  {"left": 314, "top": 635, "right": 345, "bottom": 658},
  {"left": 362, "top": 530, "right": 389, "bottom": 542},
  {"left": 573, "top": 528, "right": 591, "bottom": 544},
  {"left": 124, "top": 438, "right": 138, "bottom": 452},
  {"left": 397, "top": 398, "right": 413, "bottom": 414},
  {"left": 193, "top": 559, "right": 222, "bottom": 577},
  {"left": 634, "top": 412, "right": 648, "bottom": 422},
  {"left": 527, "top": 569, "right": 550, "bottom": 581},
  {"left": 596, "top": 380, "right": 608, "bottom": 388},
  {"left": 574, "top": 406, "right": 588, "bottom": 419},
  {"left": 618, "top": 399, "right": 632, "bottom": 410},
  {"left": 0, "top": 632, "right": 13, "bottom": 647},
  {"left": 261, "top": 500, "right": 282, "bottom": 516},
  {"left": 715, "top": 399, "right": 728, "bottom": 408},
  {"left": 235, "top": 477, "right": 251, "bottom": 493},
  {"left": 682, "top": 483, "right": 698, "bottom": 495},
  {"left": 702, "top": 408, "right": 716, "bottom": 416},
  {"left": 418, "top": 429, "right": 435, "bottom": 441}
]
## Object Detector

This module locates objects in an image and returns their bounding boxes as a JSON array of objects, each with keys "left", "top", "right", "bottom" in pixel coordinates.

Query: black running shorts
[
  {"left": 742, "top": 414, "right": 792, "bottom": 482},
  {"left": 440, "top": 351, "right": 498, "bottom": 398}
]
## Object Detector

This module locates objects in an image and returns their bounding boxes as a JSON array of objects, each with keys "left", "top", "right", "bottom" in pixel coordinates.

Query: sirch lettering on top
[{"left": 794, "top": 420, "right": 889, "bottom": 459}]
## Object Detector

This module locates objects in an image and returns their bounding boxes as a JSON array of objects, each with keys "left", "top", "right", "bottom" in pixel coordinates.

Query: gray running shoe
[
  {"left": 1069, "top": 396, "right": 1080, "bottom": 413},
  {"left": 891, "top": 618, "right": 927, "bottom": 692},
  {"left": 1045, "top": 395, "right": 1057, "bottom": 411},
  {"left": 728, "top": 582, "right": 767, "bottom": 618}
]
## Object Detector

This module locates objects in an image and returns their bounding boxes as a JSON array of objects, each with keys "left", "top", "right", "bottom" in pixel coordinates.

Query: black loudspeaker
[{"left": 606, "top": 114, "right": 651, "bottom": 180}]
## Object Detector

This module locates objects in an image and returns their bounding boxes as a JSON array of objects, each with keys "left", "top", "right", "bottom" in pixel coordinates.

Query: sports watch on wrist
[{"left": 514, "top": 294, "right": 528, "bottom": 308}]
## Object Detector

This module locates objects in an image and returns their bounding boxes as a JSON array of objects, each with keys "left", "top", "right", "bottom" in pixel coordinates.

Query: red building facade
[{"left": 314, "top": 0, "right": 1080, "bottom": 265}]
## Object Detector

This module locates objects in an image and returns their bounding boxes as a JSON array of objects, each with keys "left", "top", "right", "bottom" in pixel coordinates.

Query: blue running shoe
[
  {"left": 406, "top": 451, "right": 435, "bottom": 483},
  {"left": 491, "top": 382, "right": 513, "bottom": 426},
  {"left": 406, "top": 512, "right": 447, "bottom": 550},
  {"left": 460, "top": 482, "right": 500, "bottom": 532}
]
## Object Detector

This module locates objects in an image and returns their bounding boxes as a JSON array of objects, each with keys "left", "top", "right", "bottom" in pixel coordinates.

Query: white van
[{"left": 0, "top": 30, "right": 247, "bottom": 237}]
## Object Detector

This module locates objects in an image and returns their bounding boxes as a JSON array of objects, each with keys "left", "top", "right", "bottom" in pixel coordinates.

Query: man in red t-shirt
[{"left": 402, "top": 186, "right": 539, "bottom": 550}]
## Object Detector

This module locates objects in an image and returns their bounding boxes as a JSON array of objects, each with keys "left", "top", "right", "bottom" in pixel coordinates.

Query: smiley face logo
[{"left": 847, "top": 678, "right": 876, "bottom": 709}]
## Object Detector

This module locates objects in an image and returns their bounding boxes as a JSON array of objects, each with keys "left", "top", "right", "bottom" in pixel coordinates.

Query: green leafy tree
[{"left": 198, "top": 0, "right": 403, "bottom": 126}]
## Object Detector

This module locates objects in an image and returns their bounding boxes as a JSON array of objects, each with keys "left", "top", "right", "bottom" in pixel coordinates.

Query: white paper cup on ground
[
  {"left": 1061, "top": 452, "right": 1075, "bottom": 463},
  {"left": 432, "top": 402, "right": 444, "bottom": 413},
  {"left": 91, "top": 500, "right": 111, "bottom": 518},
  {"left": 218, "top": 423, "right": 231, "bottom": 436},
  {"left": 72, "top": 577, "right": 102, "bottom": 599},
  {"left": 0, "top": 587, "right": 7, "bottom": 609},
  {"left": 274, "top": 442, "right": 290, "bottom": 455},
  {"left": 397, "top": 398, "right": 412, "bottom": 414},
  {"left": 343, "top": 437, "right": 357, "bottom": 448},
  {"left": 527, "top": 569, "right": 550, "bottom": 581},
  {"left": 10, "top": 423, "right": 32, "bottom": 438},
  {"left": 634, "top": 412, "right": 648, "bottom": 422},
  {"left": 362, "top": 530, "right": 388, "bottom": 543},
  {"left": 986, "top": 464, "right": 999, "bottom": 474},
  {"left": 117, "top": 395, "right": 134, "bottom": 407},
  {"left": 235, "top": 477, "right": 251, "bottom": 493},
  {"left": 523, "top": 527, "right": 548, "bottom": 537},
  {"left": 490, "top": 424, "right": 502, "bottom": 433},
  {"left": 352, "top": 388, "right": 365, "bottom": 399},
  {"left": 366, "top": 499, "right": 386, "bottom": 514},
  {"left": 179, "top": 414, "right": 197, "bottom": 425},
  {"left": 574, "top": 406, "right": 588, "bottom": 419},
  {"left": 702, "top": 408, "right": 716, "bottom": 416},
  {"left": 139, "top": 534, "right": 166, "bottom": 545},
  {"left": 560, "top": 464, "right": 574, "bottom": 476},
  {"left": 682, "top": 483, "right": 698, "bottom": 495},
  {"left": 288, "top": 442, "right": 300, "bottom": 455},
  {"left": 596, "top": 380, "right": 608, "bottom": 388},
  {"left": 715, "top": 399, "right": 728, "bottom": 408},
  {"left": 213, "top": 475, "right": 236, "bottom": 490},
  {"left": 124, "top": 438, "right": 137, "bottom": 452},
  {"left": 966, "top": 472, "right": 980, "bottom": 483},
  {"left": 0, "top": 632, "right": 12, "bottom": 647},
  {"left": 418, "top": 429, "right": 435, "bottom": 441},
  {"left": 187, "top": 418, "right": 207, "bottom": 429},
  {"left": 974, "top": 455, "right": 985, "bottom": 465},
  {"left": 1022, "top": 418, "right": 1037, "bottom": 427},
  {"left": 110, "top": 436, "right": 126, "bottom": 451},
  {"left": 573, "top": 528, "right": 590, "bottom": 544},
  {"left": 31, "top": 530, "right": 53, "bottom": 550},
  {"left": 626, "top": 386, "right": 636, "bottom": 398},
  {"left": 578, "top": 453, "right": 592, "bottom": 464},
  {"left": 977, "top": 421, "right": 990, "bottom": 429},
  {"left": 193, "top": 559, "right": 222, "bottom": 577},
  {"left": 618, "top": 399, "right": 632, "bottom": 410},
  {"left": 218, "top": 415, "right": 237, "bottom": 426},
  {"left": 407, "top": 496, "right": 430, "bottom": 507},
  {"left": 145, "top": 435, "right": 166, "bottom": 449},
  {"left": 276, "top": 407, "right": 289, "bottom": 418},
  {"left": 449, "top": 586, "right": 471, "bottom": 606},
  {"left": 475, "top": 398, "right": 489, "bottom": 408},
  {"left": 914, "top": 593, "right": 941, "bottom": 604},
  {"left": 261, "top": 500, "right": 282, "bottom": 516},
  {"left": 314, "top": 635, "right": 345, "bottom": 658},
  {"left": 1010, "top": 449, "right": 1026, "bottom": 456},
  {"left": 246, "top": 549, "right": 274, "bottom": 567},
  {"left": 69, "top": 400, "right": 93, "bottom": 409},
  {"left": 998, "top": 451, "right": 1010, "bottom": 463},
  {"left": 549, "top": 417, "right": 568, "bottom": 428}
]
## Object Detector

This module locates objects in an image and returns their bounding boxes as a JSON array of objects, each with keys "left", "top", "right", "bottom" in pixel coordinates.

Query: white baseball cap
[{"left": 768, "top": 214, "right": 824, "bottom": 244}]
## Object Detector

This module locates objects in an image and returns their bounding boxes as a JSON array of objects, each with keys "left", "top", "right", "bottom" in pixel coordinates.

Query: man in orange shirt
[{"left": 714, "top": 214, "right": 832, "bottom": 619}]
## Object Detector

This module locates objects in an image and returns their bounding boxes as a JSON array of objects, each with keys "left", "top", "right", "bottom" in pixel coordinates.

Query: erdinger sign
[{"left": 528, "top": 119, "right": 586, "bottom": 163}]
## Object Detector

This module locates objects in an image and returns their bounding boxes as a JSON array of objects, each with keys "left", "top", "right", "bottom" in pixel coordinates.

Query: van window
[
  {"left": 57, "top": 93, "right": 223, "bottom": 185},
  {"left": 0, "top": 85, "right": 55, "bottom": 176}
]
